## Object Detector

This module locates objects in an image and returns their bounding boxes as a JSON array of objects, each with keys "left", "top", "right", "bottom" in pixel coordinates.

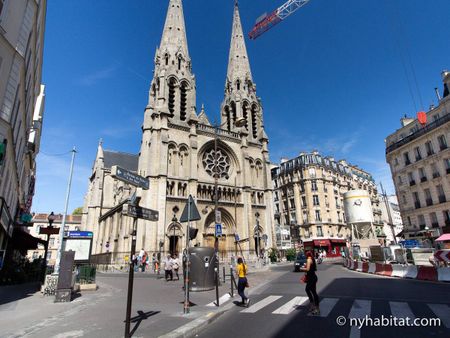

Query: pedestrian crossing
[{"left": 237, "top": 294, "right": 450, "bottom": 329}]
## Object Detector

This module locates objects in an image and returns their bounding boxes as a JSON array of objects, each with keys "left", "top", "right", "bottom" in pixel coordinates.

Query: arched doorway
[
  {"left": 167, "top": 222, "right": 183, "bottom": 255},
  {"left": 253, "top": 224, "right": 265, "bottom": 257},
  {"left": 204, "top": 208, "right": 235, "bottom": 258}
]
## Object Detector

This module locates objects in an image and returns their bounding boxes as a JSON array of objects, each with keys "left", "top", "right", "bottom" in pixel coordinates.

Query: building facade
[
  {"left": 81, "top": 0, "right": 274, "bottom": 263},
  {"left": 27, "top": 213, "right": 81, "bottom": 266},
  {"left": 271, "top": 151, "right": 384, "bottom": 256},
  {"left": 0, "top": 0, "right": 46, "bottom": 270},
  {"left": 385, "top": 71, "right": 450, "bottom": 240}
]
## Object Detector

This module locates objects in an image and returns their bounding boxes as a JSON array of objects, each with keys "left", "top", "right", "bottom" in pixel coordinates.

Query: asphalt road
[{"left": 196, "top": 262, "right": 450, "bottom": 338}]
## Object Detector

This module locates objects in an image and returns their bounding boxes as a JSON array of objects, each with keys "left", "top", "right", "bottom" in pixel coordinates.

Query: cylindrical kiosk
[{"left": 185, "top": 247, "right": 216, "bottom": 292}]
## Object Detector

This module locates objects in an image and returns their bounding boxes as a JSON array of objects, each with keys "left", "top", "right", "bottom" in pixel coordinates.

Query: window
[
  {"left": 431, "top": 163, "right": 440, "bottom": 178},
  {"left": 316, "top": 226, "right": 323, "bottom": 237},
  {"left": 302, "top": 211, "right": 308, "bottom": 223},
  {"left": 444, "top": 158, "right": 450, "bottom": 174},
  {"left": 413, "top": 192, "right": 420, "bottom": 209},
  {"left": 425, "top": 141, "right": 434, "bottom": 156},
  {"left": 424, "top": 188, "right": 432, "bottom": 206},
  {"left": 418, "top": 215, "right": 425, "bottom": 227},
  {"left": 403, "top": 152, "right": 411, "bottom": 166},
  {"left": 313, "top": 195, "right": 320, "bottom": 206},
  {"left": 309, "top": 168, "right": 316, "bottom": 178},
  {"left": 290, "top": 198, "right": 295, "bottom": 209},
  {"left": 402, "top": 194, "right": 407, "bottom": 204},
  {"left": 408, "top": 172, "right": 415, "bottom": 186},
  {"left": 49, "top": 238, "right": 55, "bottom": 247},
  {"left": 437, "top": 185, "right": 446, "bottom": 203},
  {"left": 301, "top": 196, "right": 307, "bottom": 208},
  {"left": 430, "top": 212, "right": 438, "bottom": 228},
  {"left": 315, "top": 210, "right": 321, "bottom": 221},
  {"left": 311, "top": 180, "right": 318, "bottom": 191},
  {"left": 438, "top": 135, "right": 447, "bottom": 151},
  {"left": 414, "top": 146, "right": 422, "bottom": 161},
  {"left": 398, "top": 175, "right": 403, "bottom": 185},
  {"left": 0, "top": 0, "right": 6, "bottom": 21},
  {"left": 46, "top": 251, "right": 52, "bottom": 260},
  {"left": 290, "top": 212, "right": 297, "bottom": 223},
  {"left": 394, "top": 158, "right": 399, "bottom": 166},
  {"left": 407, "top": 216, "right": 412, "bottom": 226},
  {"left": 443, "top": 210, "right": 450, "bottom": 225},
  {"left": 419, "top": 168, "right": 427, "bottom": 182}
]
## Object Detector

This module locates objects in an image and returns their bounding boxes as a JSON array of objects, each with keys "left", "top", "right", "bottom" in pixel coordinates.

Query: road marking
[
  {"left": 427, "top": 304, "right": 450, "bottom": 328},
  {"left": 317, "top": 298, "right": 339, "bottom": 317},
  {"left": 241, "top": 295, "right": 282, "bottom": 313},
  {"left": 206, "top": 293, "right": 232, "bottom": 307},
  {"left": 389, "top": 302, "right": 415, "bottom": 320},
  {"left": 272, "top": 296, "right": 309, "bottom": 315},
  {"left": 348, "top": 299, "right": 371, "bottom": 338}
]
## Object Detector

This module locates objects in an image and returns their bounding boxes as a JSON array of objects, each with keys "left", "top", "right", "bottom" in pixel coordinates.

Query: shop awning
[
  {"left": 330, "top": 239, "right": 346, "bottom": 244},
  {"left": 436, "top": 234, "right": 450, "bottom": 242},
  {"left": 313, "top": 239, "right": 331, "bottom": 246},
  {"left": 12, "top": 228, "right": 46, "bottom": 251}
]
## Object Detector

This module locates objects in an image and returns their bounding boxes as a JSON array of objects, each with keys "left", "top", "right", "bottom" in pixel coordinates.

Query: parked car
[{"left": 294, "top": 252, "right": 307, "bottom": 272}]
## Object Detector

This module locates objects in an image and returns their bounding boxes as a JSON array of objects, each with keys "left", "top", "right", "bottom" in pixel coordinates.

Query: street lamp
[
  {"left": 39, "top": 212, "right": 58, "bottom": 282},
  {"left": 255, "top": 211, "right": 261, "bottom": 259}
]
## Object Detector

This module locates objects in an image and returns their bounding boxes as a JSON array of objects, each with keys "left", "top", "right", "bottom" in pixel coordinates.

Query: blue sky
[{"left": 33, "top": 0, "right": 450, "bottom": 213}]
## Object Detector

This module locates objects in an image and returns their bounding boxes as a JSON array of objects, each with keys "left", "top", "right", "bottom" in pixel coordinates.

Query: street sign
[
  {"left": 236, "top": 238, "right": 249, "bottom": 244},
  {"left": 67, "top": 231, "right": 93, "bottom": 238},
  {"left": 39, "top": 227, "right": 60, "bottom": 235},
  {"left": 124, "top": 205, "right": 159, "bottom": 221},
  {"left": 111, "top": 165, "right": 149, "bottom": 190},
  {"left": 215, "top": 210, "right": 221, "bottom": 224},
  {"left": 234, "top": 234, "right": 240, "bottom": 242},
  {"left": 215, "top": 223, "right": 222, "bottom": 237},
  {"left": 180, "top": 195, "right": 201, "bottom": 222}
]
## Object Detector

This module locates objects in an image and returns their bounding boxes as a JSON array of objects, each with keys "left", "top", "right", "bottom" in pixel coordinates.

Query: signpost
[
  {"left": 124, "top": 205, "right": 159, "bottom": 222},
  {"left": 111, "top": 166, "right": 150, "bottom": 190},
  {"left": 215, "top": 223, "right": 223, "bottom": 237},
  {"left": 179, "top": 195, "right": 201, "bottom": 314}
]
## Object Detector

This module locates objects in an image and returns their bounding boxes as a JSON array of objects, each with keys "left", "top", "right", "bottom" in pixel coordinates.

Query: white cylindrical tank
[{"left": 343, "top": 190, "right": 374, "bottom": 224}]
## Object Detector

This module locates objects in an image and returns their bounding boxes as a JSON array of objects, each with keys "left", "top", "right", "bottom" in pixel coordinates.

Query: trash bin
[{"left": 185, "top": 247, "right": 217, "bottom": 292}]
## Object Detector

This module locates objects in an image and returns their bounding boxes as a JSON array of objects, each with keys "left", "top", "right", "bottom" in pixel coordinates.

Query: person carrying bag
[
  {"left": 300, "top": 251, "right": 320, "bottom": 315},
  {"left": 236, "top": 257, "right": 250, "bottom": 307}
]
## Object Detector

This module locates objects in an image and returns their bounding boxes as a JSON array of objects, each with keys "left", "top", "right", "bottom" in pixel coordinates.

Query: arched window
[
  {"left": 224, "top": 106, "right": 231, "bottom": 131},
  {"left": 180, "top": 82, "right": 188, "bottom": 121},
  {"left": 231, "top": 101, "right": 237, "bottom": 127},
  {"left": 168, "top": 78, "right": 176, "bottom": 115},
  {"left": 236, "top": 79, "right": 241, "bottom": 91},
  {"left": 178, "top": 56, "right": 182, "bottom": 70},
  {"left": 165, "top": 54, "right": 169, "bottom": 66},
  {"left": 251, "top": 104, "right": 258, "bottom": 139}
]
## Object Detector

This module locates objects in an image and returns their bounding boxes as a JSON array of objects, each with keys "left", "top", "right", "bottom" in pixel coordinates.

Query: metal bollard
[
  {"left": 223, "top": 266, "right": 226, "bottom": 283},
  {"left": 230, "top": 267, "right": 234, "bottom": 297}
]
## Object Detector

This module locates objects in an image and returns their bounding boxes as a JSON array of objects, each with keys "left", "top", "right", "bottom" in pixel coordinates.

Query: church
[{"left": 81, "top": 0, "right": 275, "bottom": 263}]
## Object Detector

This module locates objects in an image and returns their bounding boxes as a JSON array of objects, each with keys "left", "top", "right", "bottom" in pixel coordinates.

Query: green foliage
[
  {"left": 286, "top": 248, "right": 297, "bottom": 261},
  {"left": 72, "top": 207, "right": 83, "bottom": 215},
  {"left": 268, "top": 247, "right": 279, "bottom": 263}
]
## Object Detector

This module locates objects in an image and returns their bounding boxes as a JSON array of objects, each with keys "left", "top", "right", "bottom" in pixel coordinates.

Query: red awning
[
  {"left": 313, "top": 239, "right": 331, "bottom": 246},
  {"left": 331, "top": 239, "right": 346, "bottom": 244},
  {"left": 12, "top": 228, "right": 46, "bottom": 251}
]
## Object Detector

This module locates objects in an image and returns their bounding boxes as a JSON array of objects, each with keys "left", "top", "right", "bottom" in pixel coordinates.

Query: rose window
[{"left": 202, "top": 149, "right": 230, "bottom": 178}]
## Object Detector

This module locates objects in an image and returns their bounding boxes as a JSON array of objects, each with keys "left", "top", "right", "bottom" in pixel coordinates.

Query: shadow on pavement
[
  {"left": 0, "top": 282, "right": 41, "bottom": 306},
  {"left": 128, "top": 310, "right": 160, "bottom": 336}
]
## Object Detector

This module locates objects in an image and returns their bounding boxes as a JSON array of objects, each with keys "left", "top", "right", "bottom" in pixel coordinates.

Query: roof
[{"left": 103, "top": 150, "right": 138, "bottom": 171}]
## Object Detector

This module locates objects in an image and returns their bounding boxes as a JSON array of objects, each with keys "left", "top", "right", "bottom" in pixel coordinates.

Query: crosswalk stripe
[
  {"left": 241, "top": 295, "right": 282, "bottom": 313},
  {"left": 427, "top": 304, "right": 450, "bottom": 328},
  {"left": 272, "top": 296, "right": 309, "bottom": 315},
  {"left": 348, "top": 299, "right": 371, "bottom": 338},
  {"left": 317, "top": 298, "right": 339, "bottom": 317},
  {"left": 206, "top": 293, "right": 232, "bottom": 307},
  {"left": 389, "top": 301, "right": 416, "bottom": 320}
]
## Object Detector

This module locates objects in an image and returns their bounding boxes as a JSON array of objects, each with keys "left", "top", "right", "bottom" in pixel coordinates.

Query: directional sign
[
  {"left": 234, "top": 234, "right": 240, "bottom": 242},
  {"left": 39, "top": 227, "right": 60, "bottom": 235},
  {"left": 215, "top": 223, "right": 223, "bottom": 237},
  {"left": 180, "top": 195, "right": 201, "bottom": 223},
  {"left": 236, "top": 238, "right": 250, "bottom": 244},
  {"left": 434, "top": 250, "right": 450, "bottom": 262},
  {"left": 215, "top": 210, "right": 221, "bottom": 224},
  {"left": 111, "top": 166, "right": 149, "bottom": 190},
  {"left": 67, "top": 231, "right": 93, "bottom": 238},
  {"left": 124, "top": 205, "right": 159, "bottom": 221}
]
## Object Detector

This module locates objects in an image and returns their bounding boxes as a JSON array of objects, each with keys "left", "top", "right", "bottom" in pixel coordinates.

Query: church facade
[{"left": 81, "top": 0, "right": 274, "bottom": 263}]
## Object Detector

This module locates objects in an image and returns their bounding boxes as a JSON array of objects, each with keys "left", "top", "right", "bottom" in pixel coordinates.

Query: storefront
[{"left": 302, "top": 238, "right": 347, "bottom": 257}]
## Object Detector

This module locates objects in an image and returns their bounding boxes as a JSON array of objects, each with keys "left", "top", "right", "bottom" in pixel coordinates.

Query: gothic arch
[
  {"left": 251, "top": 103, "right": 259, "bottom": 139},
  {"left": 242, "top": 100, "right": 250, "bottom": 131},
  {"left": 167, "top": 77, "right": 178, "bottom": 116},
  {"left": 204, "top": 208, "right": 235, "bottom": 235}
]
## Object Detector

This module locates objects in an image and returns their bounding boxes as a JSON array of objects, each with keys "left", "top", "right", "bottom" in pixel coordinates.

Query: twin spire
[{"left": 160, "top": 0, "right": 190, "bottom": 59}]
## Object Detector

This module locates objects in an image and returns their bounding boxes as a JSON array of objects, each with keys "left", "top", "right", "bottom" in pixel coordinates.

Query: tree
[{"left": 72, "top": 207, "right": 83, "bottom": 215}]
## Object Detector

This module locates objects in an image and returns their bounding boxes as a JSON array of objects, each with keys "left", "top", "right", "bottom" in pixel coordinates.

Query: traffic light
[
  {"left": 189, "top": 227, "right": 198, "bottom": 240},
  {"left": 0, "top": 139, "right": 7, "bottom": 166}
]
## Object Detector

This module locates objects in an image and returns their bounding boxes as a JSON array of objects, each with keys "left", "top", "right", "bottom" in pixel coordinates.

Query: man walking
[{"left": 164, "top": 254, "right": 173, "bottom": 281}]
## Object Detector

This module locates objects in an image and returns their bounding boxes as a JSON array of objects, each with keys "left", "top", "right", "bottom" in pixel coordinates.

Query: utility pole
[{"left": 54, "top": 147, "right": 76, "bottom": 274}]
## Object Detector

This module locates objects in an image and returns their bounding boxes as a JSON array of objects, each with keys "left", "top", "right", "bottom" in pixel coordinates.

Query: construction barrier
[
  {"left": 404, "top": 265, "right": 418, "bottom": 279},
  {"left": 437, "top": 267, "right": 450, "bottom": 282},
  {"left": 416, "top": 266, "right": 438, "bottom": 281},
  {"left": 368, "top": 263, "right": 376, "bottom": 274},
  {"left": 391, "top": 264, "right": 406, "bottom": 278}
]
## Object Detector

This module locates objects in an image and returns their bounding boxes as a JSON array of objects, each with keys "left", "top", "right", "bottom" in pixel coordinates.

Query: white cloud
[{"left": 77, "top": 66, "right": 117, "bottom": 86}]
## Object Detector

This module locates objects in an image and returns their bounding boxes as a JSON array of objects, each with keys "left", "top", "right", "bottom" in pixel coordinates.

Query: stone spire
[
  {"left": 159, "top": 0, "right": 190, "bottom": 58},
  {"left": 226, "top": 1, "right": 252, "bottom": 84}
]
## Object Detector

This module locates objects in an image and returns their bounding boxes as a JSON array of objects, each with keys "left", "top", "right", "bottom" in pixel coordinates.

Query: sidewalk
[{"left": 0, "top": 263, "right": 287, "bottom": 338}]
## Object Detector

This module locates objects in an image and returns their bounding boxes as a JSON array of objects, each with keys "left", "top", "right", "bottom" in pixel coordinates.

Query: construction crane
[{"left": 249, "top": 0, "right": 311, "bottom": 40}]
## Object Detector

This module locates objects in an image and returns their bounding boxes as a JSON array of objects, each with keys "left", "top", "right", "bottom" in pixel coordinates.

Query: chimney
[{"left": 442, "top": 70, "right": 450, "bottom": 98}]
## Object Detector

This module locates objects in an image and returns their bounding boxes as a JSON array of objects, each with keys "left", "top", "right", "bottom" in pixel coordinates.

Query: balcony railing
[
  {"left": 420, "top": 176, "right": 427, "bottom": 183},
  {"left": 386, "top": 113, "right": 450, "bottom": 154},
  {"left": 414, "top": 201, "right": 421, "bottom": 209},
  {"left": 440, "top": 144, "right": 448, "bottom": 151},
  {"left": 433, "top": 172, "right": 441, "bottom": 179},
  {"left": 405, "top": 159, "right": 411, "bottom": 166},
  {"left": 439, "top": 195, "right": 447, "bottom": 203},
  {"left": 427, "top": 150, "right": 435, "bottom": 156},
  {"left": 426, "top": 198, "right": 433, "bottom": 206},
  {"left": 409, "top": 180, "right": 416, "bottom": 186},
  {"left": 415, "top": 155, "right": 422, "bottom": 161}
]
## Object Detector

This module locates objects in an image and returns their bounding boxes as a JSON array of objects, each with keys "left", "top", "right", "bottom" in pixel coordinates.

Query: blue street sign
[
  {"left": 68, "top": 231, "right": 93, "bottom": 238},
  {"left": 234, "top": 234, "right": 240, "bottom": 242},
  {"left": 215, "top": 223, "right": 222, "bottom": 237}
]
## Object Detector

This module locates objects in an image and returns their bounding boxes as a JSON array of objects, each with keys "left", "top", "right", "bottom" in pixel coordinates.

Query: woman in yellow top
[{"left": 236, "top": 257, "right": 250, "bottom": 307}]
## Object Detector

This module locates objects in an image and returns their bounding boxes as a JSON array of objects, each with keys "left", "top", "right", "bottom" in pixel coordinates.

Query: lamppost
[
  {"left": 40, "top": 212, "right": 58, "bottom": 281},
  {"left": 171, "top": 206, "right": 179, "bottom": 255},
  {"left": 255, "top": 212, "right": 261, "bottom": 259}
]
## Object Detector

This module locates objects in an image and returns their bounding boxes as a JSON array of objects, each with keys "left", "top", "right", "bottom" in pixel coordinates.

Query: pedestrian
[
  {"left": 152, "top": 253, "right": 157, "bottom": 273},
  {"left": 301, "top": 251, "right": 320, "bottom": 315},
  {"left": 164, "top": 254, "right": 173, "bottom": 281},
  {"left": 172, "top": 254, "right": 180, "bottom": 280},
  {"left": 141, "top": 251, "right": 148, "bottom": 272},
  {"left": 236, "top": 257, "right": 250, "bottom": 307}
]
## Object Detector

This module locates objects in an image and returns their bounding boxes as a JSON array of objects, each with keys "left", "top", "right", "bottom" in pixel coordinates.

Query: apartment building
[
  {"left": 271, "top": 151, "right": 383, "bottom": 256},
  {"left": 0, "top": 0, "right": 47, "bottom": 270},
  {"left": 385, "top": 71, "right": 450, "bottom": 240}
]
